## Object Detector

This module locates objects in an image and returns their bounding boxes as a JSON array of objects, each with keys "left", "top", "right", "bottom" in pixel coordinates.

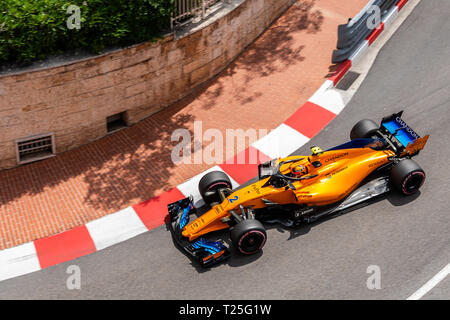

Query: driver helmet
[{"left": 291, "top": 164, "right": 308, "bottom": 176}]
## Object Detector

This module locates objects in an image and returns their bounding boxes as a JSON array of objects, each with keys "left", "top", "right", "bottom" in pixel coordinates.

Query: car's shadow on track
[
  {"left": 386, "top": 190, "right": 421, "bottom": 206},
  {"left": 266, "top": 190, "right": 422, "bottom": 241},
  {"left": 166, "top": 190, "right": 421, "bottom": 272}
]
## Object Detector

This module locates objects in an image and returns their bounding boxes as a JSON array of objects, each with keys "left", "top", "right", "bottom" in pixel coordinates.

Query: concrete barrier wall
[{"left": 0, "top": 0, "right": 295, "bottom": 170}]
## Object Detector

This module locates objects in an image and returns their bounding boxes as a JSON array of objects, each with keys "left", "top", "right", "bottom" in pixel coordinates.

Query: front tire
[
  {"left": 231, "top": 219, "right": 267, "bottom": 255},
  {"left": 390, "top": 159, "right": 425, "bottom": 195},
  {"left": 198, "top": 171, "right": 232, "bottom": 205}
]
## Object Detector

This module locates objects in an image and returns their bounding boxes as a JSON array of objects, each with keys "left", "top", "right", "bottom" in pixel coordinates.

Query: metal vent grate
[
  {"left": 15, "top": 133, "right": 55, "bottom": 164},
  {"left": 336, "top": 71, "right": 361, "bottom": 91},
  {"left": 107, "top": 112, "right": 127, "bottom": 133}
]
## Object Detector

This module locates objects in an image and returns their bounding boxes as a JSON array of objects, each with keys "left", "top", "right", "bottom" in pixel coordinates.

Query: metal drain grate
[
  {"left": 336, "top": 71, "right": 361, "bottom": 91},
  {"left": 15, "top": 133, "right": 55, "bottom": 164}
]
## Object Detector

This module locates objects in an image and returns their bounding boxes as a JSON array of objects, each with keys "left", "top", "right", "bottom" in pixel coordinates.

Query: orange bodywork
[{"left": 182, "top": 147, "right": 396, "bottom": 241}]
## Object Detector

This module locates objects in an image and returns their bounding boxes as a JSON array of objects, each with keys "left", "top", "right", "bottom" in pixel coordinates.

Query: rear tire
[
  {"left": 350, "top": 119, "right": 379, "bottom": 140},
  {"left": 390, "top": 159, "right": 425, "bottom": 195},
  {"left": 231, "top": 219, "right": 267, "bottom": 255},
  {"left": 198, "top": 171, "right": 232, "bottom": 205}
]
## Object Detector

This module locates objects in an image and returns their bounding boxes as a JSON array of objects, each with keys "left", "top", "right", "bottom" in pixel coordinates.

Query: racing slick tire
[
  {"left": 350, "top": 119, "right": 379, "bottom": 140},
  {"left": 199, "top": 171, "right": 233, "bottom": 205},
  {"left": 390, "top": 159, "right": 425, "bottom": 195},
  {"left": 231, "top": 219, "right": 267, "bottom": 255}
]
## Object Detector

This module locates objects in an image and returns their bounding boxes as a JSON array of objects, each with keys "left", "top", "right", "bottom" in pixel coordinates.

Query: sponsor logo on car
[{"left": 395, "top": 116, "right": 420, "bottom": 140}]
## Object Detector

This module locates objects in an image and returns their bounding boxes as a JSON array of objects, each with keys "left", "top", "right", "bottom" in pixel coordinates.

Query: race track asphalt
[{"left": 0, "top": 0, "right": 448, "bottom": 299}]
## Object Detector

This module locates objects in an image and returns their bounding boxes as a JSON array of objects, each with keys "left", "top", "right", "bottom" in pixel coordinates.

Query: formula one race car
[{"left": 168, "top": 111, "right": 429, "bottom": 267}]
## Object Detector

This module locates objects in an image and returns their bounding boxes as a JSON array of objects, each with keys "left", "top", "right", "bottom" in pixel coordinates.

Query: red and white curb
[{"left": 0, "top": 0, "right": 410, "bottom": 282}]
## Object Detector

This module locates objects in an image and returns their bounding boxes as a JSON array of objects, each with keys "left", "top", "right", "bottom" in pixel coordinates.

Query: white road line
[
  {"left": 407, "top": 263, "right": 450, "bottom": 300},
  {"left": 309, "top": 85, "right": 346, "bottom": 115},
  {"left": 0, "top": 242, "right": 41, "bottom": 281},
  {"left": 86, "top": 206, "right": 148, "bottom": 251},
  {"left": 252, "top": 124, "right": 310, "bottom": 159}
]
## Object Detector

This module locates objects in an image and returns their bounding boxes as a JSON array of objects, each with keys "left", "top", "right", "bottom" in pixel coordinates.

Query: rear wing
[{"left": 380, "top": 111, "right": 429, "bottom": 156}]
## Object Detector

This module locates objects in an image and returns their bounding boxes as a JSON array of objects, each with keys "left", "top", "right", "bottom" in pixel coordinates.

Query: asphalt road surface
[{"left": 0, "top": 0, "right": 448, "bottom": 299}]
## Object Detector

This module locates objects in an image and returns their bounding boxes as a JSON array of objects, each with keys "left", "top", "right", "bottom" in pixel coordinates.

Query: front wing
[{"left": 168, "top": 197, "right": 231, "bottom": 267}]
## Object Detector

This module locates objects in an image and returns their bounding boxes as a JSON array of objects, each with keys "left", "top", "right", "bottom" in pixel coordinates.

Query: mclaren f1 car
[{"left": 168, "top": 111, "right": 429, "bottom": 267}]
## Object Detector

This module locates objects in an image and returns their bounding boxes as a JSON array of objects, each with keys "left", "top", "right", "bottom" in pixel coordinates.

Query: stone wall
[{"left": 0, "top": 0, "right": 296, "bottom": 170}]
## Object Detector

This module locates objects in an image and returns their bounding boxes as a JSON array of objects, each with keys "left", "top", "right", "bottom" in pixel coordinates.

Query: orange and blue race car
[{"left": 168, "top": 111, "right": 429, "bottom": 267}]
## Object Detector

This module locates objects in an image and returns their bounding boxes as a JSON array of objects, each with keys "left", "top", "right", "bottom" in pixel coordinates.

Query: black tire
[
  {"left": 350, "top": 119, "right": 379, "bottom": 140},
  {"left": 198, "top": 171, "right": 232, "bottom": 204},
  {"left": 390, "top": 159, "right": 425, "bottom": 195},
  {"left": 231, "top": 219, "right": 267, "bottom": 255}
]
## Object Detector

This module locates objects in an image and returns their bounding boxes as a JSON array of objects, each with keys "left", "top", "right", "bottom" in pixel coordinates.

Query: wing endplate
[{"left": 400, "top": 134, "right": 429, "bottom": 156}]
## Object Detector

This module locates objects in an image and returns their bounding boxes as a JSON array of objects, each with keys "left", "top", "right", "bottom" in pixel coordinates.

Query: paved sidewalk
[{"left": 0, "top": 0, "right": 366, "bottom": 250}]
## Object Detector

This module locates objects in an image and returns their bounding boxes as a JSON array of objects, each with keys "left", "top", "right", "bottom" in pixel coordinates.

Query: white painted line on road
[
  {"left": 86, "top": 206, "right": 148, "bottom": 250},
  {"left": 309, "top": 86, "right": 346, "bottom": 115},
  {"left": 310, "top": 80, "right": 334, "bottom": 99},
  {"left": 407, "top": 263, "right": 450, "bottom": 300},
  {"left": 0, "top": 242, "right": 41, "bottom": 281},
  {"left": 252, "top": 124, "right": 310, "bottom": 159}
]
